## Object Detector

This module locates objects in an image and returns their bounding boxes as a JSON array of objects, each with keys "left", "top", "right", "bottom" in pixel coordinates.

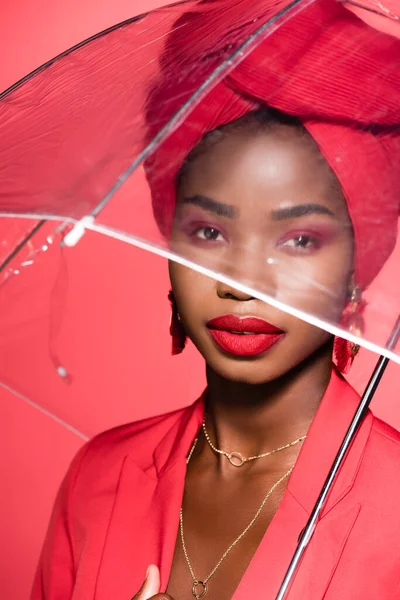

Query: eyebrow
[
  {"left": 182, "top": 195, "right": 237, "bottom": 218},
  {"left": 271, "top": 204, "right": 336, "bottom": 220}
]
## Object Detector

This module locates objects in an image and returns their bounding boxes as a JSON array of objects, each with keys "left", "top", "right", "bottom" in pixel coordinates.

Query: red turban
[{"left": 145, "top": 0, "right": 400, "bottom": 290}]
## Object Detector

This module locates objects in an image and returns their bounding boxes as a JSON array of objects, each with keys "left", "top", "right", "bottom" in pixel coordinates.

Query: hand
[{"left": 131, "top": 564, "right": 174, "bottom": 600}]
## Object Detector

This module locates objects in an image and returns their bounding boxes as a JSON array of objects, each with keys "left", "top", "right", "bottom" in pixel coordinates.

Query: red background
[{"left": 1, "top": 1, "right": 399, "bottom": 598}]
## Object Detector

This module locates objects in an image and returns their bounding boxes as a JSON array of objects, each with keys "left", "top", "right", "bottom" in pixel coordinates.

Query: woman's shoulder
[
  {"left": 77, "top": 401, "right": 198, "bottom": 475},
  {"left": 57, "top": 399, "right": 203, "bottom": 522},
  {"left": 61, "top": 400, "right": 202, "bottom": 507}
]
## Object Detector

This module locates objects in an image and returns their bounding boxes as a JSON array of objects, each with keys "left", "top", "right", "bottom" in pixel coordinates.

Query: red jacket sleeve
[{"left": 31, "top": 445, "right": 88, "bottom": 600}]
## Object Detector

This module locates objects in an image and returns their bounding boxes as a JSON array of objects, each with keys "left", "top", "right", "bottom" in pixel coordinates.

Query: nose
[
  {"left": 216, "top": 280, "right": 255, "bottom": 301},
  {"left": 215, "top": 243, "right": 278, "bottom": 301}
]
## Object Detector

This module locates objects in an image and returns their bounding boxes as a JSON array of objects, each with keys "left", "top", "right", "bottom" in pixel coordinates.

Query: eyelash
[
  {"left": 278, "top": 233, "right": 322, "bottom": 253},
  {"left": 191, "top": 225, "right": 226, "bottom": 243},
  {"left": 188, "top": 225, "right": 325, "bottom": 253}
]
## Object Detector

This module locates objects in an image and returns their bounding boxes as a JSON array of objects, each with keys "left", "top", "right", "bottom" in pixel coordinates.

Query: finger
[{"left": 132, "top": 565, "right": 160, "bottom": 600}]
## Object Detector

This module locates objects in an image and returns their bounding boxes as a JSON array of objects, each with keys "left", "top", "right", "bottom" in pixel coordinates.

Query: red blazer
[{"left": 32, "top": 369, "right": 400, "bottom": 599}]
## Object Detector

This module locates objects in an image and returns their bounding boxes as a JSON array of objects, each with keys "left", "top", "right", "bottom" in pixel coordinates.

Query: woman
[{"left": 32, "top": 1, "right": 400, "bottom": 599}]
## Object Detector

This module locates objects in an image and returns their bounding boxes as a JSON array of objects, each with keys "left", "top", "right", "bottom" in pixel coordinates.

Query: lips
[{"left": 206, "top": 315, "right": 285, "bottom": 357}]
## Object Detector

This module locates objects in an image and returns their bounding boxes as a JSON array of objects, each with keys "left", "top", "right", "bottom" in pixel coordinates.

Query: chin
[
  {"left": 206, "top": 354, "right": 286, "bottom": 385},
  {"left": 191, "top": 334, "right": 291, "bottom": 384}
]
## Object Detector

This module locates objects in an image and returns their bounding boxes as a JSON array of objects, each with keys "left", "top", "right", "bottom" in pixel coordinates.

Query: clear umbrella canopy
[{"left": 0, "top": 0, "right": 399, "bottom": 362}]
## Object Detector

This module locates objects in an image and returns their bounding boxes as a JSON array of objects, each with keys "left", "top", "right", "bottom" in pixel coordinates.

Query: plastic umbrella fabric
[
  {"left": 342, "top": 0, "right": 400, "bottom": 37},
  {"left": 0, "top": 0, "right": 399, "bottom": 597},
  {"left": 0, "top": 0, "right": 399, "bottom": 360}
]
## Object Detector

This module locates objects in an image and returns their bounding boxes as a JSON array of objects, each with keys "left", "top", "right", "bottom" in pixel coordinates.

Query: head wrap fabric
[{"left": 145, "top": 0, "right": 400, "bottom": 290}]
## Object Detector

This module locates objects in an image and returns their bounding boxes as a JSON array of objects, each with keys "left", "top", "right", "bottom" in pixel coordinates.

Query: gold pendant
[
  {"left": 192, "top": 580, "right": 207, "bottom": 599},
  {"left": 227, "top": 451, "right": 246, "bottom": 467}
]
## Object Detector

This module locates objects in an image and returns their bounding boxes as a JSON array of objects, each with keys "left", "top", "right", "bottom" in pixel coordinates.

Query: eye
[
  {"left": 281, "top": 234, "right": 316, "bottom": 249},
  {"left": 277, "top": 232, "right": 324, "bottom": 255},
  {"left": 194, "top": 226, "right": 224, "bottom": 242}
]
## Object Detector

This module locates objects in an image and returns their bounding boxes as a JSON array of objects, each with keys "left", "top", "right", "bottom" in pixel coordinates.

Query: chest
[
  {"left": 72, "top": 454, "right": 400, "bottom": 600},
  {"left": 166, "top": 467, "right": 288, "bottom": 600}
]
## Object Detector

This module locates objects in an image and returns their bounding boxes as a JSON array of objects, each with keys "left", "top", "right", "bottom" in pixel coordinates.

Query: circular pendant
[
  {"left": 192, "top": 580, "right": 207, "bottom": 599},
  {"left": 227, "top": 451, "right": 246, "bottom": 467}
]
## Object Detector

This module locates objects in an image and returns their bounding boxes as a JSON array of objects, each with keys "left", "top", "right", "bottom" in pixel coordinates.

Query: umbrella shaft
[{"left": 275, "top": 316, "right": 400, "bottom": 600}]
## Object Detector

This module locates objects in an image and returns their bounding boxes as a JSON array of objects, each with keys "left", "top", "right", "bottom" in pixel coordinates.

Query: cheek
[
  {"left": 169, "top": 262, "right": 214, "bottom": 321},
  {"left": 275, "top": 247, "right": 352, "bottom": 320}
]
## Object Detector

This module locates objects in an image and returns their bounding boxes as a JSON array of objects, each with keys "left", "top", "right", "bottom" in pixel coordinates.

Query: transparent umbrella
[{"left": 0, "top": 0, "right": 399, "bottom": 597}]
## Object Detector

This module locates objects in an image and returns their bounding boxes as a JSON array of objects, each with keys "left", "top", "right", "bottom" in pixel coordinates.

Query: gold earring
[
  {"left": 346, "top": 286, "right": 363, "bottom": 357},
  {"left": 334, "top": 285, "right": 364, "bottom": 373}
]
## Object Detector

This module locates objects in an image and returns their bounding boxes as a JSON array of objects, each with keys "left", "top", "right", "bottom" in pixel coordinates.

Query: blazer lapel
[
  {"left": 232, "top": 489, "right": 310, "bottom": 600},
  {"left": 94, "top": 456, "right": 159, "bottom": 599},
  {"left": 288, "top": 502, "right": 361, "bottom": 598},
  {"left": 95, "top": 399, "right": 204, "bottom": 600},
  {"left": 287, "top": 369, "right": 372, "bottom": 515},
  {"left": 232, "top": 496, "right": 361, "bottom": 600},
  {"left": 233, "top": 369, "right": 371, "bottom": 600}
]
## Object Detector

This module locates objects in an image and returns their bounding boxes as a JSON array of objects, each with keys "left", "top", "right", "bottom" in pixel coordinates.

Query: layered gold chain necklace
[{"left": 179, "top": 420, "right": 307, "bottom": 599}]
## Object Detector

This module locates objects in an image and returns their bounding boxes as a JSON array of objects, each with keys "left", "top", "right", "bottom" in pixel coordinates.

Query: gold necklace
[
  {"left": 202, "top": 419, "right": 306, "bottom": 467},
  {"left": 180, "top": 437, "right": 294, "bottom": 599}
]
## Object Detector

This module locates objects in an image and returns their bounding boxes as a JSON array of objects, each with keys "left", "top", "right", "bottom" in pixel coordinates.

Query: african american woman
[{"left": 32, "top": 1, "right": 400, "bottom": 599}]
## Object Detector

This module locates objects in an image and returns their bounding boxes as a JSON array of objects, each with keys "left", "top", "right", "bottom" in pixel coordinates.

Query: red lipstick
[{"left": 206, "top": 315, "right": 284, "bottom": 357}]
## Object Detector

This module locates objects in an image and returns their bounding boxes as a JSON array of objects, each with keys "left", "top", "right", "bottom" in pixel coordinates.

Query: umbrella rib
[
  {"left": 0, "top": 15, "right": 146, "bottom": 101},
  {"left": 0, "top": 0, "right": 314, "bottom": 231},
  {"left": 0, "top": 220, "right": 46, "bottom": 275},
  {"left": 0, "top": 381, "right": 89, "bottom": 441},
  {"left": 88, "top": 0, "right": 315, "bottom": 219}
]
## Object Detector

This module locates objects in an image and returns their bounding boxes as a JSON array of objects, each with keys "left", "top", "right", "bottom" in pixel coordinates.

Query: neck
[{"left": 204, "top": 344, "right": 333, "bottom": 459}]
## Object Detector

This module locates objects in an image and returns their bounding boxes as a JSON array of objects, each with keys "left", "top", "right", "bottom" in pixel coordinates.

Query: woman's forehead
[{"left": 179, "top": 125, "right": 348, "bottom": 217}]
